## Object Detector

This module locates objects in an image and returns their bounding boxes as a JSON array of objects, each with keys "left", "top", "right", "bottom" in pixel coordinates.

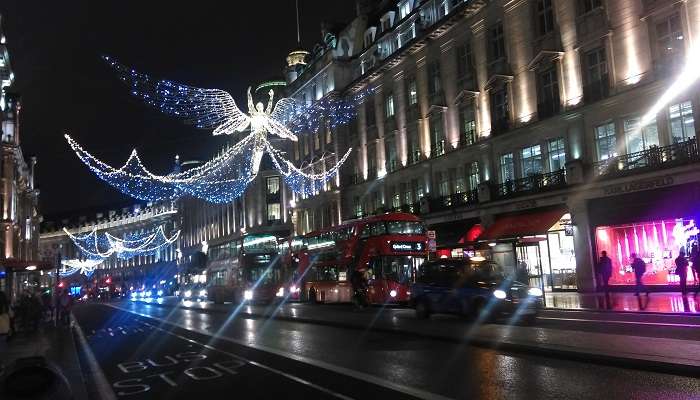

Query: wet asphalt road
[{"left": 74, "top": 302, "right": 700, "bottom": 399}]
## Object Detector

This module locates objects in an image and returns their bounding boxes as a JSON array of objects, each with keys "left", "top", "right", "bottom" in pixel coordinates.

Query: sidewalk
[
  {"left": 0, "top": 320, "right": 89, "bottom": 400},
  {"left": 545, "top": 291, "right": 700, "bottom": 313},
  {"left": 125, "top": 298, "right": 700, "bottom": 377}
]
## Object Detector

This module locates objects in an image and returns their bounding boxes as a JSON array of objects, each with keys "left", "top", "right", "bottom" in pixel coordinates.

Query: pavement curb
[
  {"left": 71, "top": 315, "right": 117, "bottom": 400},
  {"left": 132, "top": 300, "right": 700, "bottom": 378}
]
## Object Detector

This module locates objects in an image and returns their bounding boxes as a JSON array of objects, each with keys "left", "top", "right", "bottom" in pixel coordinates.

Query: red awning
[{"left": 480, "top": 208, "right": 566, "bottom": 240}]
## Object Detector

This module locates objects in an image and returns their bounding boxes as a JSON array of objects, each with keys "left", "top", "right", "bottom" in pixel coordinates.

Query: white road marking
[
  {"left": 139, "top": 321, "right": 355, "bottom": 400},
  {"left": 108, "top": 304, "right": 455, "bottom": 400},
  {"left": 72, "top": 315, "right": 118, "bottom": 400}
]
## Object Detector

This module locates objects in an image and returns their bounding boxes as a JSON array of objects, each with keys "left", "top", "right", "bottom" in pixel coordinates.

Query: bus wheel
[
  {"left": 308, "top": 288, "right": 318, "bottom": 304},
  {"left": 415, "top": 299, "right": 430, "bottom": 319}
]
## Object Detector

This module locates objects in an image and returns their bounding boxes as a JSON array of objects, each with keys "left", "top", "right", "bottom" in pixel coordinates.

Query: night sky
[{"left": 0, "top": 0, "right": 356, "bottom": 219}]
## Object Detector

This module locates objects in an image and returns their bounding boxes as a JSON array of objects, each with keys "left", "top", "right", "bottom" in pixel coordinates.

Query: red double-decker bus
[{"left": 297, "top": 213, "right": 428, "bottom": 304}]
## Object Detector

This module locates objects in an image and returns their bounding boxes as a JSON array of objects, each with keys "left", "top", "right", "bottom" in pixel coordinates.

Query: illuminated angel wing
[
  {"left": 271, "top": 88, "right": 373, "bottom": 135},
  {"left": 104, "top": 56, "right": 250, "bottom": 136}
]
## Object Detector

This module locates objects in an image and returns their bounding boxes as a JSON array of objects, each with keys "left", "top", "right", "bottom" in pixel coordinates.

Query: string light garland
[
  {"left": 59, "top": 259, "right": 103, "bottom": 277},
  {"left": 104, "top": 56, "right": 371, "bottom": 138},
  {"left": 64, "top": 225, "right": 180, "bottom": 260}
]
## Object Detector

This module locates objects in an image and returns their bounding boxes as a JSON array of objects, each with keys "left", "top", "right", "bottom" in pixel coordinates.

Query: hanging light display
[
  {"left": 64, "top": 225, "right": 180, "bottom": 260},
  {"left": 59, "top": 259, "right": 104, "bottom": 277}
]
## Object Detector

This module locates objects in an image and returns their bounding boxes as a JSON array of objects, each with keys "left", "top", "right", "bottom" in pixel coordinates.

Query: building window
[
  {"left": 583, "top": 47, "right": 609, "bottom": 102},
  {"left": 656, "top": 12, "right": 684, "bottom": 72},
  {"left": 454, "top": 171, "right": 465, "bottom": 194},
  {"left": 537, "top": 0, "right": 555, "bottom": 36},
  {"left": 456, "top": 41, "right": 474, "bottom": 83},
  {"left": 538, "top": 67, "right": 560, "bottom": 118},
  {"left": 521, "top": 145, "right": 543, "bottom": 177},
  {"left": 294, "top": 141, "right": 300, "bottom": 160},
  {"left": 404, "top": 184, "right": 414, "bottom": 205},
  {"left": 548, "top": 138, "right": 566, "bottom": 171},
  {"left": 314, "top": 131, "right": 321, "bottom": 150},
  {"left": 353, "top": 196, "right": 363, "bottom": 217},
  {"left": 467, "top": 161, "right": 480, "bottom": 190},
  {"left": 499, "top": 153, "right": 514, "bottom": 183},
  {"left": 429, "top": 114, "right": 445, "bottom": 157},
  {"left": 392, "top": 191, "right": 401, "bottom": 209},
  {"left": 399, "top": 0, "right": 412, "bottom": 19},
  {"left": 595, "top": 122, "right": 617, "bottom": 161},
  {"left": 624, "top": 118, "right": 659, "bottom": 154},
  {"left": 266, "top": 176, "right": 280, "bottom": 195},
  {"left": 385, "top": 93, "right": 395, "bottom": 118},
  {"left": 459, "top": 103, "right": 476, "bottom": 146},
  {"left": 267, "top": 204, "right": 281, "bottom": 222},
  {"left": 408, "top": 130, "right": 420, "bottom": 164},
  {"left": 428, "top": 60, "right": 441, "bottom": 97},
  {"left": 669, "top": 101, "right": 696, "bottom": 143},
  {"left": 367, "top": 143, "right": 377, "bottom": 177},
  {"left": 325, "top": 128, "right": 333, "bottom": 144},
  {"left": 386, "top": 136, "right": 397, "bottom": 172},
  {"left": 365, "top": 98, "right": 376, "bottom": 127},
  {"left": 579, "top": 0, "right": 602, "bottom": 15},
  {"left": 490, "top": 87, "right": 509, "bottom": 132},
  {"left": 407, "top": 76, "right": 418, "bottom": 106},
  {"left": 489, "top": 22, "right": 506, "bottom": 61},
  {"left": 303, "top": 136, "right": 310, "bottom": 156},
  {"left": 435, "top": 171, "right": 449, "bottom": 197}
]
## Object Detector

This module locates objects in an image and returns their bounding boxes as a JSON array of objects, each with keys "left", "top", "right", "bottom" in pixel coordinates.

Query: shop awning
[
  {"left": 480, "top": 207, "right": 566, "bottom": 240},
  {"left": 430, "top": 219, "right": 483, "bottom": 249}
]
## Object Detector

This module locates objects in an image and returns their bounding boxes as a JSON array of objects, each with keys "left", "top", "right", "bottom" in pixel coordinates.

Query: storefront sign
[
  {"left": 427, "top": 230, "right": 436, "bottom": 239},
  {"left": 391, "top": 242, "right": 425, "bottom": 252},
  {"left": 602, "top": 176, "right": 674, "bottom": 196}
]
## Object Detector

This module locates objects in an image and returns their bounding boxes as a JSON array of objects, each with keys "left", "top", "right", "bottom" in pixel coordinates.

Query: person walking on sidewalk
[
  {"left": 0, "top": 291, "right": 11, "bottom": 342},
  {"left": 597, "top": 251, "right": 613, "bottom": 291},
  {"left": 691, "top": 243, "right": 700, "bottom": 294},
  {"left": 631, "top": 253, "right": 648, "bottom": 296},
  {"left": 675, "top": 248, "right": 689, "bottom": 295}
]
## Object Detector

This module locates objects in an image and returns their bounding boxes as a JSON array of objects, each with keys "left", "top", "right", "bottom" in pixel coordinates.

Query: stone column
[{"left": 568, "top": 199, "right": 596, "bottom": 292}]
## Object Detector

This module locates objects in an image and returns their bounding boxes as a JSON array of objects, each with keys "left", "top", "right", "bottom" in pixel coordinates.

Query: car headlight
[
  {"left": 276, "top": 287, "right": 285, "bottom": 297},
  {"left": 389, "top": 289, "right": 397, "bottom": 298},
  {"left": 157, "top": 290, "right": 164, "bottom": 297},
  {"left": 528, "top": 287, "right": 543, "bottom": 297},
  {"left": 493, "top": 289, "right": 507, "bottom": 299},
  {"left": 290, "top": 285, "right": 300, "bottom": 293},
  {"left": 130, "top": 292, "right": 137, "bottom": 298},
  {"left": 199, "top": 290, "right": 207, "bottom": 298},
  {"left": 184, "top": 290, "right": 192, "bottom": 298},
  {"left": 146, "top": 290, "right": 153, "bottom": 298},
  {"left": 174, "top": 290, "right": 180, "bottom": 297},
  {"left": 244, "top": 290, "right": 253, "bottom": 300}
]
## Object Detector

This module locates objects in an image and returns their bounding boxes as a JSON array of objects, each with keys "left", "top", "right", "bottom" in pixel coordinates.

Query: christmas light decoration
[
  {"left": 105, "top": 56, "right": 371, "bottom": 137},
  {"left": 64, "top": 225, "right": 180, "bottom": 260},
  {"left": 59, "top": 259, "right": 103, "bottom": 277}
]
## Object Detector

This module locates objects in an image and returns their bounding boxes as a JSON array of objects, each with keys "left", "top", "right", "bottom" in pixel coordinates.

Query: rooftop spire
[{"left": 295, "top": 0, "right": 301, "bottom": 46}]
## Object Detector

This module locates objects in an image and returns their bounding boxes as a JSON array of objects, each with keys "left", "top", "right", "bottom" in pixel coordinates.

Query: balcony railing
[
  {"left": 430, "top": 140, "right": 446, "bottom": 158},
  {"left": 409, "top": 150, "right": 422, "bottom": 164},
  {"left": 490, "top": 117, "right": 510, "bottom": 135},
  {"left": 593, "top": 139, "right": 700, "bottom": 178},
  {"left": 430, "top": 190, "right": 479, "bottom": 212},
  {"left": 583, "top": 75, "right": 609, "bottom": 104},
  {"left": 391, "top": 202, "right": 422, "bottom": 215},
  {"left": 495, "top": 170, "right": 567, "bottom": 199}
]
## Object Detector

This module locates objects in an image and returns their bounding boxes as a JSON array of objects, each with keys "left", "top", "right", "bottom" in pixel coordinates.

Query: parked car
[{"left": 410, "top": 258, "right": 542, "bottom": 323}]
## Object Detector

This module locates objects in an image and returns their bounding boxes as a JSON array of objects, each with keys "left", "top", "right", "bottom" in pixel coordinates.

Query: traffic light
[
  {"left": 58, "top": 281, "right": 65, "bottom": 288},
  {"left": 105, "top": 277, "right": 112, "bottom": 285}
]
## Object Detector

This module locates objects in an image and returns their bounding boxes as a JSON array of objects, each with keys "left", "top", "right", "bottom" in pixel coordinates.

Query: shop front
[
  {"left": 589, "top": 182, "right": 700, "bottom": 290},
  {"left": 429, "top": 219, "right": 484, "bottom": 259},
  {"left": 479, "top": 207, "right": 577, "bottom": 292}
]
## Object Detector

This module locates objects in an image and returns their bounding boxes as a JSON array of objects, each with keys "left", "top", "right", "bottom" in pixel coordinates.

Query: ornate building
[
  {"left": 0, "top": 14, "right": 42, "bottom": 299},
  {"left": 283, "top": 0, "right": 700, "bottom": 293}
]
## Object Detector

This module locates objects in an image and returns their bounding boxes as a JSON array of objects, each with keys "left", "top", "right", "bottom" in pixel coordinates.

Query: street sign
[
  {"left": 428, "top": 239, "right": 437, "bottom": 252},
  {"left": 427, "top": 230, "right": 436, "bottom": 239}
]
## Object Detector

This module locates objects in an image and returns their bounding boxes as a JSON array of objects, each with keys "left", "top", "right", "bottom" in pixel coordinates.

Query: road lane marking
[
  {"left": 108, "top": 303, "right": 455, "bottom": 400},
  {"left": 138, "top": 320, "right": 355, "bottom": 400},
  {"left": 538, "top": 316, "right": 700, "bottom": 328},
  {"left": 72, "top": 314, "right": 119, "bottom": 400}
]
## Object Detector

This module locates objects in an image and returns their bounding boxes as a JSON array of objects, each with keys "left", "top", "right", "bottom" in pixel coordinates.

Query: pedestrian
[
  {"left": 59, "top": 290, "right": 73, "bottom": 326},
  {"left": 631, "top": 253, "right": 648, "bottom": 296},
  {"left": 691, "top": 242, "right": 700, "bottom": 289},
  {"left": 0, "top": 290, "right": 11, "bottom": 342},
  {"left": 597, "top": 251, "right": 613, "bottom": 291},
  {"left": 675, "top": 248, "right": 690, "bottom": 295}
]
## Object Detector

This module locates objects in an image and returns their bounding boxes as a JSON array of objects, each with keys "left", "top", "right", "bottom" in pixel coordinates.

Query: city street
[{"left": 72, "top": 301, "right": 700, "bottom": 399}]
